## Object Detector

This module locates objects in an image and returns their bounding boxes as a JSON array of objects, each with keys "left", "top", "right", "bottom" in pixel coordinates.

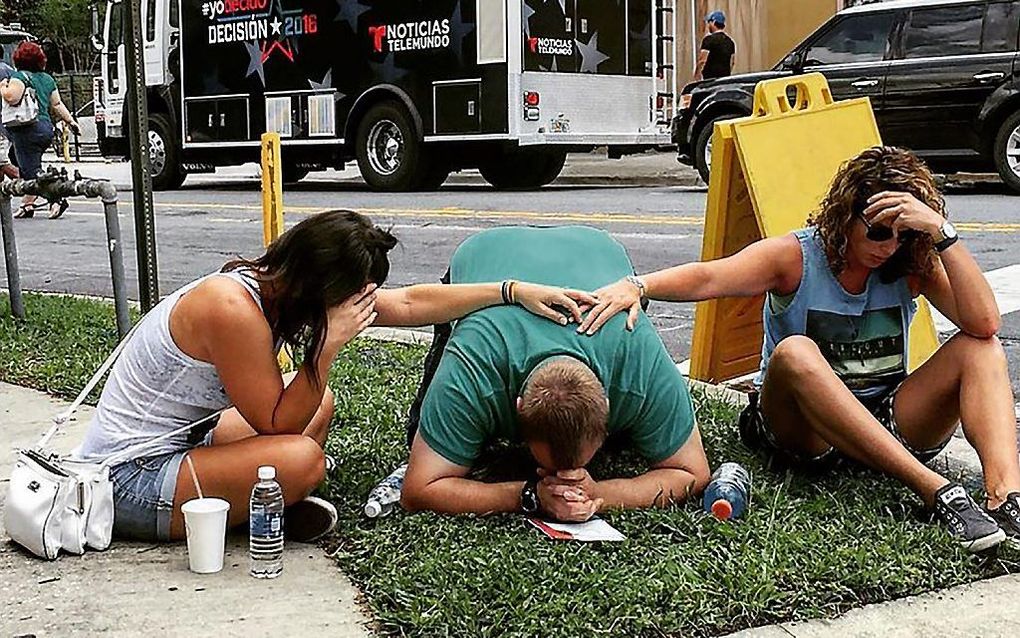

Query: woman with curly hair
[{"left": 582, "top": 146, "right": 1020, "bottom": 552}]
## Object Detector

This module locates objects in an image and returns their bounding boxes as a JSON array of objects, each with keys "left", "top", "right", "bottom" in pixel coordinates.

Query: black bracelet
[
  {"left": 934, "top": 235, "right": 959, "bottom": 253},
  {"left": 501, "top": 280, "right": 511, "bottom": 305}
]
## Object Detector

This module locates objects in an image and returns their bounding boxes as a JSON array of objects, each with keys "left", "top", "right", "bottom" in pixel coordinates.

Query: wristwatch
[
  {"left": 520, "top": 479, "right": 540, "bottom": 514},
  {"left": 934, "top": 221, "right": 959, "bottom": 253},
  {"left": 626, "top": 275, "right": 647, "bottom": 299}
]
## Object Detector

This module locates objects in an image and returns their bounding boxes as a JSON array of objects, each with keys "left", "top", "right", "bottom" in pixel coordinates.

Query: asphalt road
[{"left": 3, "top": 172, "right": 1020, "bottom": 398}]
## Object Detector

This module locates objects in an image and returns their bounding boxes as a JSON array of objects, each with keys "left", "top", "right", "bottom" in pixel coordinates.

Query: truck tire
[
  {"left": 533, "top": 151, "right": 566, "bottom": 186},
  {"left": 993, "top": 110, "right": 1020, "bottom": 194},
  {"left": 479, "top": 149, "right": 565, "bottom": 189},
  {"left": 148, "top": 113, "right": 186, "bottom": 190},
  {"left": 693, "top": 115, "right": 733, "bottom": 185},
  {"left": 355, "top": 101, "right": 428, "bottom": 191}
]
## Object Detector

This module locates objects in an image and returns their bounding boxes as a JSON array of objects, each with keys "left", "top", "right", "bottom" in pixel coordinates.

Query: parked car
[
  {"left": 673, "top": 0, "right": 1020, "bottom": 193},
  {"left": 0, "top": 22, "right": 34, "bottom": 66}
]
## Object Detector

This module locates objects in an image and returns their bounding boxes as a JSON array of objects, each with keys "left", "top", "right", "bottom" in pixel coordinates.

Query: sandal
[
  {"left": 13, "top": 204, "right": 34, "bottom": 219},
  {"left": 48, "top": 199, "right": 69, "bottom": 219}
]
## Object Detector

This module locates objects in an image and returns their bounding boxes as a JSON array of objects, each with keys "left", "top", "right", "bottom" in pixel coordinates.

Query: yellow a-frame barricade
[{"left": 690, "top": 74, "right": 939, "bottom": 384}]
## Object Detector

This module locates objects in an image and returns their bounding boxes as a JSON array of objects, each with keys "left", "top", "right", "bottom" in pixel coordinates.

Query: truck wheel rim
[
  {"left": 704, "top": 135, "right": 713, "bottom": 173},
  {"left": 367, "top": 120, "right": 403, "bottom": 176},
  {"left": 148, "top": 129, "right": 166, "bottom": 177},
  {"left": 1008, "top": 123, "right": 1020, "bottom": 179}
]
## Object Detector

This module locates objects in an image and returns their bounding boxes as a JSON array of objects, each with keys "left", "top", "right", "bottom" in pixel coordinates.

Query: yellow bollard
[
  {"left": 260, "top": 132, "right": 293, "bottom": 371},
  {"left": 261, "top": 133, "right": 285, "bottom": 246},
  {"left": 60, "top": 123, "right": 71, "bottom": 163}
]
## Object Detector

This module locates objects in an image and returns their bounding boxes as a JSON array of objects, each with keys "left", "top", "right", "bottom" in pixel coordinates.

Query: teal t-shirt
[
  {"left": 418, "top": 226, "right": 695, "bottom": 467},
  {"left": 13, "top": 71, "right": 57, "bottom": 123}
]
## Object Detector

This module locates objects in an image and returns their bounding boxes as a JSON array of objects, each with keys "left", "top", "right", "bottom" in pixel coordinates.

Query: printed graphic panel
[
  {"left": 523, "top": 0, "right": 577, "bottom": 72},
  {"left": 181, "top": 0, "right": 482, "bottom": 139},
  {"left": 576, "top": 0, "right": 625, "bottom": 75}
]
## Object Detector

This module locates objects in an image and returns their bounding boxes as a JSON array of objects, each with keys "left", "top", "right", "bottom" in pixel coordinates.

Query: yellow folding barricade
[{"left": 690, "top": 73, "right": 939, "bottom": 384}]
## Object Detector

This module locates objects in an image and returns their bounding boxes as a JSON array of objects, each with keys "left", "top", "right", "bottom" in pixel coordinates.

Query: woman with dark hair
[
  {"left": 584, "top": 146, "right": 1020, "bottom": 552},
  {"left": 74, "top": 210, "right": 595, "bottom": 543},
  {"left": 0, "top": 41, "right": 78, "bottom": 218}
]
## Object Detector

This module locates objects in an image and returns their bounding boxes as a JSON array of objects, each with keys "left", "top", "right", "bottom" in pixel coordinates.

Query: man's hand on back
[{"left": 536, "top": 468, "right": 603, "bottom": 522}]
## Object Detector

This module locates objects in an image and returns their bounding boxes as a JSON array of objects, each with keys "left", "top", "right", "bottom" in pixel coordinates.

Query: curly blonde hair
[{"left": 807, "top": 146, "right": 945, "bottom": 280}]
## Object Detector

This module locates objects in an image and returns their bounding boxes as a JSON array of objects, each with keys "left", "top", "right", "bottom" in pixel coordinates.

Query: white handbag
[
  {"left": 1, "top": 72, "right": 40, "bottom": 128},
  {"left": 4, "top": 327, "right": 223, "bottom": 559}
]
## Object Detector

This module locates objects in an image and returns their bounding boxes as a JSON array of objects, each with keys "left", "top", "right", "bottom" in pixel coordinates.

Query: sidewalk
[
  {"left": 42, "top": 149, "right": 704, "bottom": 189},
  {"left": 2, "top": 371, "right": 1017, "bottom": 636},
  {"left": 0, "top": 382, "right": 371, "bottom": 638}
]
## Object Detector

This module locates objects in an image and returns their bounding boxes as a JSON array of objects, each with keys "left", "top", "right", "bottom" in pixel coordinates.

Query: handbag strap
[
  {"left": 97, "top": 408, "right": 229, "bottom": 469},
  {"left": 37, "top": 323, "right": 140, "bottom": 449}
]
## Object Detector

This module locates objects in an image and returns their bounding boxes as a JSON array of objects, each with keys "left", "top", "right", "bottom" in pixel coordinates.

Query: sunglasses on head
[{"left": 858, "top": 214, "right": 917, "bottom": 244}]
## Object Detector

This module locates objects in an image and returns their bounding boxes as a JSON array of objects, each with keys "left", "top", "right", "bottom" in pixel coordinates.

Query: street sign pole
[{"left": 122, "top": 0, "right": 160, "bottom": 311}]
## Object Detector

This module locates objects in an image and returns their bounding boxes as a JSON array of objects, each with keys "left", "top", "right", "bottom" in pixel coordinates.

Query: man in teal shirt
[{"left": 401, "top": 226, "right": 710, "bottom": 521}]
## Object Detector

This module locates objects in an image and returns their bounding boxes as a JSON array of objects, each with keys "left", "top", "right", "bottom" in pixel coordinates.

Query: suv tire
[
  {"left": 148, "top": 113, "right": 186, "bottom": 190},
  {"left": 693, "top": 115, "right": 735, "bottom": 185},
  {"left": 356, "top": 101, "right": 428, "bottom": 191},
  {"left": 993, "top": 111, "right": 1020, "bottom": 195}
]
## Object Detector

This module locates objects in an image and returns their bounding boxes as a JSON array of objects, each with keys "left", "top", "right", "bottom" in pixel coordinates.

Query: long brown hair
[
  {"left": 223, "top": 210, "right": 397, "bottom": 385},
  {"left": 808, "top": 146, "right": 945, "bottom": 281}
]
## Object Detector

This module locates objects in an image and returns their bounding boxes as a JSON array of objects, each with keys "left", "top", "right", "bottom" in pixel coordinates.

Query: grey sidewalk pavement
[
  {"left": 0, "top": 381, "right": 371, "bottom": 638},
  {"left": 41, "top": 148, "right": 704, "bottom": 189}
]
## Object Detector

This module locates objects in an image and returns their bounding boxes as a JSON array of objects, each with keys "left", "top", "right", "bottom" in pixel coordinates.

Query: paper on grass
[{"left": 527, "top": 517, "right": 625, "bottom": 542}]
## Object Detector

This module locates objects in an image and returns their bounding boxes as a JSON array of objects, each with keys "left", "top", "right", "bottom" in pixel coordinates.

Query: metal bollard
[
  {"left": 99, "top": 190, "right": 131, "bottom": 338},
  {"left": 0, "top": 169, "right": 131, "bottom": 338},
  {"left": 0, "top": 194, "right": 25, "bottom": 319}
]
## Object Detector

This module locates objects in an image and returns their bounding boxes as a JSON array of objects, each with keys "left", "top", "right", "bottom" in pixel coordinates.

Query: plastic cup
[{"left": 181, "top": 497, "right": 230, "bottom": 574}]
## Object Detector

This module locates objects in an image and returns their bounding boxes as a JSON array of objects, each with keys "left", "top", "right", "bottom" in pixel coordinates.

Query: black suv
[{"left": 673, "top": 0, "right": 1020, "bottom": 193}]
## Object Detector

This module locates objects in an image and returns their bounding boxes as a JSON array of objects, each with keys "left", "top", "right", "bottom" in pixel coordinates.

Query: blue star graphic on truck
[
  {"left": 334, "top": 0, "right": 369, "bottom": 31},
  {"left": 369, "top": 52, "right": 408, "bottom": 82},
  {"left": 576, "top": 32, "right": 609, "bottom": 73},
  {"left": 244, "top": 40, "right": 266, "bottom": 86},
  {"left": 308, "top": 70, "right": 345, "bottom": 102},
  {"left": 522, "top": 2, "right": 536, "bottom": 37},
  {"left": 447, "top": 2, "right": 474, "bottom": 64}
]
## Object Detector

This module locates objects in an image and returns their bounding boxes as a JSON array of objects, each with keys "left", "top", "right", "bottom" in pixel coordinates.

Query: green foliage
[
  {"left": 1, "top": 0, "right": 95, "bottom": 71},
  {"left": 2, "top": 292, "right": 1018, "bottom": 637}
]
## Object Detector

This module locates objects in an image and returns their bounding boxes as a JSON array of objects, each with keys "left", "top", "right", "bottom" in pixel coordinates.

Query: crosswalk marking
[{"left": 931, "top": 264, "right": 1020, "bottom": 333}]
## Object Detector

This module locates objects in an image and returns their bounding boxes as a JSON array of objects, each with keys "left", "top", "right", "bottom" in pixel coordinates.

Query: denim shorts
[
  {"left": 739, "top": 384, "right": 951, "bottom": 470},
  {"left": 109, "top": 429, "right": 215, "bottom": 542}
]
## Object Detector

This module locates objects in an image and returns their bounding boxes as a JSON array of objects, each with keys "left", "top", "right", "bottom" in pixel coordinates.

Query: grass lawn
[{"left": 3, "top": 292, "right": 1019, "bottom": 637}]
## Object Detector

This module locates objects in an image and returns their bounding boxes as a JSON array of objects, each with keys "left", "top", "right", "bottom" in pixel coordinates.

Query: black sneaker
[
  {"left": 986, "top": 492, "right": 1020, "bottom": 541},
  {"left": 933, "top": 483, "right": 1006, "bottom": 553},
  {"left": 285, "top": 496, "right": 338, "bottom": 543}
]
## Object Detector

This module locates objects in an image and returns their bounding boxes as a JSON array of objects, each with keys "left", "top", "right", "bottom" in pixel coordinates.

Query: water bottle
[
  {"left": 364, "top": 463, "right": 407, "bottom": 518},
  {"left": 703, "top": 462, "right": 752, "bottom": 521},
  {"left": 250, "top": 465, "right": 284, "bottom": 578}
]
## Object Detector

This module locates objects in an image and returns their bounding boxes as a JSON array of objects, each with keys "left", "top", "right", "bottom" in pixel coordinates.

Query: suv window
[
  {"left": 804, "top": 13, "right": 896, "bottom": 66},
  {"left": 901, "top": 6, "right": 983, "bottom": 59},
  {"left": 982, "top": 1, "right": 1020, "bottom": 53}
]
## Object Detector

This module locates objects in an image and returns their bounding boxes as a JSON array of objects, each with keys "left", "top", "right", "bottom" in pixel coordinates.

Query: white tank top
[{"left": 75, "top": 270, "right": 265, "bottom": 462}]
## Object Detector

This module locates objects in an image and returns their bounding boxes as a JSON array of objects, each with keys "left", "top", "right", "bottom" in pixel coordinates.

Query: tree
[{"left": 1, "top": 0, "right": 94, "bottom": 71}]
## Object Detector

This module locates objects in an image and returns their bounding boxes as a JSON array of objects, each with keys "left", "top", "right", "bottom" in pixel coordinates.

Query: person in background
[
  {"left": 0, "top": 42, "right": 78, "bottom": 219},
  {"left": 694, "top": 10, "right": 735, "bottom": 82},
  {"left": 583, "top": 147, "right": 1020, "bottom": 553},
  {"left": 0, "top": 58, "right": 19, "bottom": 181}
]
